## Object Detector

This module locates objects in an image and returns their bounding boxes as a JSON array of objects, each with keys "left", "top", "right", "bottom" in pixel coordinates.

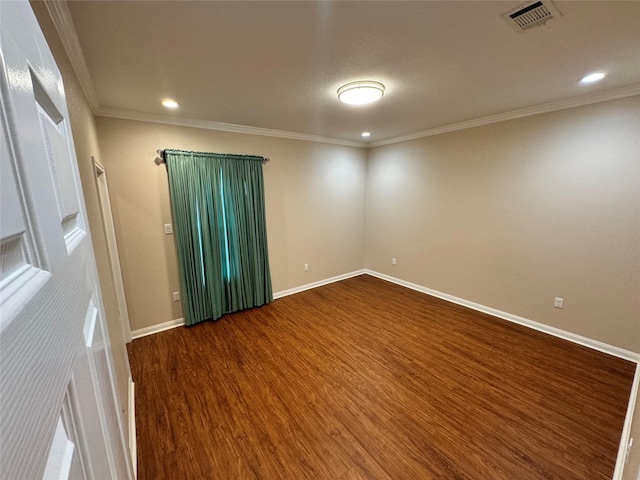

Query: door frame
[{"left": 92, "top": 157, "right": 131, "bottom": 343}]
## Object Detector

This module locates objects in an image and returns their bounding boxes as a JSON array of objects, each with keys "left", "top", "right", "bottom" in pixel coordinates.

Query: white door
[{"left": 0, "top": 1, "right": 134, "bottom": 478}]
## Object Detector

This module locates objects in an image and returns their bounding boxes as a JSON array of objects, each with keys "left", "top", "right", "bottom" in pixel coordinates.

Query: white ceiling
[{"left": 62, "top": 1, "right": 640, "bottom": 146}]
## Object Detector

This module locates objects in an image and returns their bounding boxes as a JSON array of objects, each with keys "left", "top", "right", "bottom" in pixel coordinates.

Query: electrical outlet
[
  {"left": 172, "top": 291, "right": 180, "bottom": 302},
  {"left": 164, "top": 223, "right": 173, "bottom": 234},
  {"left": 554, "top": 297, "right": 564, "bottom": 308},
  {"left": 392, "top": 258, "right": 397, "bottom": 266},
  {"left": 304, "top": 264, "right": 309, "bottom": 271}
]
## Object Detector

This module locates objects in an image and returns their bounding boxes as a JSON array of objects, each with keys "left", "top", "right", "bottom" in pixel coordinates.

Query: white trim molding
[
  {"left": 365, "top": 269, "right": 640, "bottom": 363},
  {"left": 131, "top": 318, "right": 185, "bottom": 339},
  {"left": 42, "top": 0, "right": 100, "bottom": 113},
  {"left": 93, "top": 158, "right": 132, "bottom": 344},
  {"left": 129, "top": 270, "right": 367, "bottom": 339},
  {"left": 368, "top": 84, "right": 640, "bottom": 147},
  {"left": 132, "top": 269, "right": 639, "bottom": 363},
  {"left": 127, "top": 377, "right": 137, "bottom": 479},
  {"left": 124, "top": 270, "right": 640, "bottom": 479},
  {"left": 273, "top": 269, "right": 366, "bottom": 299},
  {"left": 614, "top": 363, "right": 640, "bottom": 480},
  {"left": 40, "top": 1, "right": 640, "bottom": 151},
  {"left": 363, "top": 270, "right": 640, "bottom": 478},
  {"left": 96, "top": 86, "right": 640, "bottom": 150},
  {"left": 95, "top": 107, "right": 366, "bottom": 148}
]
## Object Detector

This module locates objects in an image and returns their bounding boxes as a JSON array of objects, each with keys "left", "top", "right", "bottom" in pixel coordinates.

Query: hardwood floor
[{"left": 127, "top": 275, "right": 635, "bottom": 479}]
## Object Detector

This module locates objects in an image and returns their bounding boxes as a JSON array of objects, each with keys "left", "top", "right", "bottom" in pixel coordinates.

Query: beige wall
[
  {"left": 366, "top": 96, "right": 640, "bottom": 353},
  {"left": 28, "top": 4, "right": 640, "bottom": 474},
  {"left": 94, "top": 117, "right": 367, "bottom": 331},
  {"left": 95, "top": 97, "right": 639, "bottom": 351},
  {"left": 31, "top": 3, "right": 131, "bottom": 421}
]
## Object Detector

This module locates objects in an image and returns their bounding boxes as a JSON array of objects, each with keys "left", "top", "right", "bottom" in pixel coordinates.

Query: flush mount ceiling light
[
  {"left": 361, "top": 132, "right": 371, "bottom": 138},
  {"left": 579, "top": 72, "right": 606, "bottom": 84},
  {"left": 338, "top": 81, "right": 385, "bottom": 105},
  {"left": 162, "top": 99, "right": 179, "bottom": 109}
]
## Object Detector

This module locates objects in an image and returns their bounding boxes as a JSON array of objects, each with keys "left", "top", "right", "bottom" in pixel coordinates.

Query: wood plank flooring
[{"left": 127, "top": 275, "right": 635, "bottom": 479}]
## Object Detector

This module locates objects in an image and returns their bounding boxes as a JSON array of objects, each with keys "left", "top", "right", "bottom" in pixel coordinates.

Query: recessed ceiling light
[
  {"left": 338, "top": 81, "right": 385, "bottom": 105},
  {"left": 361, "top": 132, "right": 371, "bottom": 138},
  {"left": 579, "top": 72, "right": 606, "bottom": 85},
  {"left": 162, "top": 99, "right": 179, "bottom": 109}
]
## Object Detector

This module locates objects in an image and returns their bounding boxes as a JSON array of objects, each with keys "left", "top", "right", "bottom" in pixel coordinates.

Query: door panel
[
  {"left": 0, "top": 117, "right": 51, "bottom": 330},
  {"left": 61, "top": 378, "right": 92, "bottom": 480},
  {"left": 43, "top": 416, "right": 77, "bottom": 480},
  {"left": 1, "top": 21, "right": 68, "bottom": 271},
  {"left": 33, "top": 72, "right": 85, "bottom": 253},
  {"left": 0, "top": 2, "right": 133, "bottom": 478},
  {"left": 86, "top": 296, "right": 130, "bottom": 476}
]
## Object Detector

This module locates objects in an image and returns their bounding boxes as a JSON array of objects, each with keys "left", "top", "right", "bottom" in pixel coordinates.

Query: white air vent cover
[{"left": 502, "top": 0, "right": 562, "bottom": 32}]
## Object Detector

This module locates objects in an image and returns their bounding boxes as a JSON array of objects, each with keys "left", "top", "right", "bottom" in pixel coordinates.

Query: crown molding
[
  {"left": 43, "top": 0, "right": 100, "bottom": 113},
  {"left": 98, "top": 84, "right": 640, "bottom": 150},
  {"left": 369, "top": 83, "right": 640, "bottom": 148},
  {"left": 40, "top": 1, "right": 639, "bottom": 150},
  {"left": 95, "top": 107, "right": 368, "bottom": 148}
]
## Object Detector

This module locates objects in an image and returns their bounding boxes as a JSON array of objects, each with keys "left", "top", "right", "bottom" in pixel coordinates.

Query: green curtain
[{"left": 165, "top": 149, "right": 272, "bottom": 326}]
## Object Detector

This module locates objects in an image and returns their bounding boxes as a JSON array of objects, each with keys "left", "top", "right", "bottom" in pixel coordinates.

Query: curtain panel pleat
[{"left": 165, "top": 149, "right": 272, "bottom": 326}]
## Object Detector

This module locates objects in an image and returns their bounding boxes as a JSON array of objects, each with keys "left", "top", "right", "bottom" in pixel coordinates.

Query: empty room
[{"left": 2, "top": 1, "right": 639, "bottom": 479}]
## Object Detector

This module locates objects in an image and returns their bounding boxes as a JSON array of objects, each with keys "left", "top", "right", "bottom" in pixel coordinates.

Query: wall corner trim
[{"left": 364, "top": 269, "right": 640, "bottom": 363}]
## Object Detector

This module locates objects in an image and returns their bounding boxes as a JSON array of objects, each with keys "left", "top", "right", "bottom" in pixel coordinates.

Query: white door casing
[
  {"left": 0, "top": 1, "right": 134, "bottom": 478},
  {"left": 93, "top": 158, "right": 132, "bottom": 344}
]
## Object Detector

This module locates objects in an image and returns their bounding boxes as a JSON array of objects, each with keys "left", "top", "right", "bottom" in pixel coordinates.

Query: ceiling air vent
[{"left": 502, "top": 0, "right": 561, "bottom": 32}]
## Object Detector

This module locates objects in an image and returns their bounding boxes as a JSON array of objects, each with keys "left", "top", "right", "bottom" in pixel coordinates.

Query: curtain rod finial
[{"left": 156, "top": 149, "right": 166, "bottom": 164}]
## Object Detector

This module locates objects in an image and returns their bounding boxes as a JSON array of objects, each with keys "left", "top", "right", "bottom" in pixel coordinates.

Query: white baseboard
[
  {"left": 127, "top": 269, "right": 639, "bottom": 478},
  {"left": 129, "top": 269, "right": 367, "bottom": 339},
  {"left": 131, "top": 270, "right": 637, "bottom": 362},
  {"left": 128, "top": 377, "right": 137, "bottom": 479},
  {"left": 364, "top": 270, "right": 640, "bottom": 479},
  {"left": 273, "top": 269, "right": 366, "bottom": 299},
  {"left": 615, "top": 363, "right": 640, "bottom": 480},
  {"left": 131, "top": 318, "right": 185, "bottom": 339},
  {"left": 365, "top": 269, "right": 640, "bottom": 363}
]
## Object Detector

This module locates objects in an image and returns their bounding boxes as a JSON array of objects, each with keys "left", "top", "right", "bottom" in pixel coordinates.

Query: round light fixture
[
  {"left": 361, "top": 132, "right": 371, "bottom": 138},
  {"left": 579, "top": 72, "right": 606, "bottom": 84},
  {"left": 162, "top": 99, "right": 179, "bottom": 109},
  {"left": 338, "top": 81, "right": 385, "bottom": 105}
]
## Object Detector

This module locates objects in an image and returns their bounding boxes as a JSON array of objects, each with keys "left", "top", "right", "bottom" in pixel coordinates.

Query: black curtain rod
[{"left": 156, "top": 149, "right": 270, "bottom": 164}]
